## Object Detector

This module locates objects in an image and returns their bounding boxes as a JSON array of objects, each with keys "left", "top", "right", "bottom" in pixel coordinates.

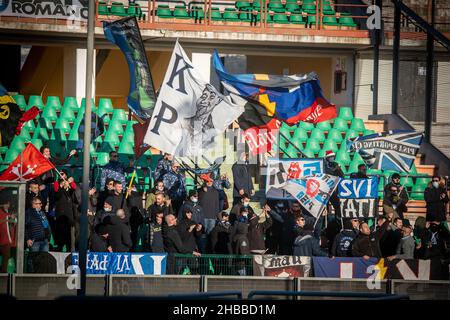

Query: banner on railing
[
  {"left": 253, "top": 255, "right": 311, "bottom": 277},
  {"left": 337, "top": 178, "right": 379, "bottom": 218},
  {"left": 265, "top": 158, "right": 323, "bottom": 199},
  {"left": 71, "top": 252, "right": 167, "bottom": 275},
  {"left": 0, "top": 0, "right": 88, "bottom": 21},
  {"left": 312, "top": 257, "right": 446, "bottom": 280}
]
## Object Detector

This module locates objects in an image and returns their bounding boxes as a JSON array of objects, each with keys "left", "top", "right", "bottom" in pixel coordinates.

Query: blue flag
[
  {"left": 103, "top": 17, "right": 156, "bottom": 120},
  {"left": 348, "top": 130, "right": 424, "bottom": 172}
]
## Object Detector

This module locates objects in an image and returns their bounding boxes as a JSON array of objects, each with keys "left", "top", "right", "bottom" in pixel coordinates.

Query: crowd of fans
[{"left": 0, "top": 147, "right": 450, "bottom": 274}]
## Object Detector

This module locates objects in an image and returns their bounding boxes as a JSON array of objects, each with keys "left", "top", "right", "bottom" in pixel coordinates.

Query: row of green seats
[{"left": 98, "top": 1, "right": 145, "bottom": 19}]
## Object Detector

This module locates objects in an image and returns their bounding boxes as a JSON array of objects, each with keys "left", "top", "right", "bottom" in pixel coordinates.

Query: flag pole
[
  {"left": 278, "top": 130, "right": 306, "bottom": 158},
  {"left": 78, "top": 0, "right": 95, "bottom": 297},
  {"left": 125, "top": 170, "right": 136, "bottom": 199}
]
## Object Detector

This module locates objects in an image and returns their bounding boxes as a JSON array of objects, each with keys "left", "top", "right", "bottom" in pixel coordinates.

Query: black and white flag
[{"left": 144, "top": 41, "right": 244, "bottom": 156}]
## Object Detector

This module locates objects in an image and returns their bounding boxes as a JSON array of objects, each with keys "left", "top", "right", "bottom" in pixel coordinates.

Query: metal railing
[{"left": 173, "top": 253, "right": 254, "bottom": 276}]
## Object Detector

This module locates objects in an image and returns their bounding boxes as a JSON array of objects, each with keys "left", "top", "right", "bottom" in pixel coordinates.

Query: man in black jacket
[
  {"left": 352, "top": 221, "right": 388, "bottom": 258},
  {"left": 425, "top": 176, "right": 449, "bottom": 222},
  {"left": 210, "top": 211, "right": 232, "bottom": 254},
  {"left": 104, "top": 209, "right": 132, "bottom": 252},
  {"left": 198, "top": 174, "right": 220, "bottom": 236},
  {"left": 230, "top": 194, "right": 255, "bottom": 225},
  {"left": 331, "top": 219, "right": 358, "bottom": 257},
  {"left": 162, "top": 214, "right": 201, "bottom": 274},
  {"left": 126, "top": 182, "right": 144, "bottom": 251},
  {"left": 54, "top": 178, "right": 77, "bottom": 252},
  {"left": 232, "top": 152, "right": 254, "bottom": 205},
  {"left": 324, "top": 150, "right": 345, "bottom": 219},
  {"left": 97, "top": 178, "right": 115, "bottom": 210},
  {"left": 91, "top": 224, "right": 111, "bottom": 252},
  {"left": 383, "top": 176, "right": 409, "bottom": 220},
  {"left": 106, "top": 181, "right": 129, "bottom": 222},
  {"left": 26, "top": 180, "right": 45, "bottom": 211}
]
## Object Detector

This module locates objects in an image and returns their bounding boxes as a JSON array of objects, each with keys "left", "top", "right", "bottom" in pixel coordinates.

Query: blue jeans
[
  {"left": 30, "top": 239, "right": 49, "bottom": 253},
  {"left": 203, "top": 219, "right": 216, "bottom": 235}
]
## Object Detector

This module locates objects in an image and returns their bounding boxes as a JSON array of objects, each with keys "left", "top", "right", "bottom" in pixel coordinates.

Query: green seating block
[
  {"left": 292, "top": 127, "right": 308, "bottom": 143},
  {"left": 322, "top": 139, "right": 339, "bottom": 153},
  {"left": 286, "top": 3, "right": 301, "bottom": 12},
  {"left": 415, "top": 175, "right": 431, "bottom": 187},
  {"left": 307, "top": 14, "right": 317, "bottom": 26},
  {"left": 336, "top": 149, "right": 351, "bottom": 166},
  {"left": 111, "top": 109, "right": 128, "bottom": 123},
  {"left": 268, "top": 0, "right": 284, "bottom": 10},
  {"left": 38, "top": 117, "right": 54, "bottom": 130},
  {"left": 32, "top": 126, "right": 50, "bottom": 140},
  {"left": 299, "top": 121, "right": 314, "bottom": 132},
  {"left": 41, "top": 105, "right": 58, "bottom": 121},
  {"left": 191, "top": 6, "right": 205, "bottom": 19},
  {"left": 93, "top": 152, "right": 110, "bottom": 166},
  {"left": 400, "top": 176, "right": 415, "bottom": 188},
  {"left": 338, "top": 106, "right": 354, "bottom": 121},
  {"left": 302, "top": 3, "right": 316, "bottom": 14},
  {"left": 304, "top": 139, "right": 321, "bottom": 154},
  {"left": 223, "top": 8, "right": 239, "bottom": 20},
  {"left": 210, "top": 8, "right": 222, "bottom": 20},
  {"left": 106, "top": 120, "right": 125, "bottom": 135},
  {"left": 363, "top": 129, "right": 376, "bottom": 136},
  {"left": 128, "top": 3, "right": 143, "bottom": 18},
  {"left": 59, "top": 106, "right": 76, "bottom": 120},
  {"left": 339, "top": 14, "right": 357, "bottom": 27},
  {"left": 345, "top": 129, "right": 359, "bottom": 140},
  {"left": 63, "top": 97, "right": 79, "bottom": 110},
  {"left": 327, "top": 128, "right": 344, "bottom": 143},
  {"left": 322, "top": 15, "right": 339, "bottom": 26},
  {"left": 45, "top": 96, "right": 62, "bottom": 110},
  {"left": 273, "top": 12, "right": 289, "bottom": 23},
  {"left": 30, "top": 138, "right": 43, "bottom": 150},
  {"left": 286, "top": 144, "right": 302, "bottom": 158},
  {"left": 236, "top": 1, "right": 251, "bottom": 9},
  {"left": 289, "top": 11, "right": 304, "bottom": 23},
  {"left": 411, "top": 184, "right": 426, "bottom": 200}
]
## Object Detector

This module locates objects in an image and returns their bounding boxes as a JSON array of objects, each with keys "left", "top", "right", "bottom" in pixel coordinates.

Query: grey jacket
[{"left": 395, "top": 235, "right": 415, "bottom": 260}]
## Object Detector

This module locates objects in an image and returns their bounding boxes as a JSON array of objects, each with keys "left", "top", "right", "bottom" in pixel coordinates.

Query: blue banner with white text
[{"left": 71, "top": 252, "right": 167, "bottom": 275}]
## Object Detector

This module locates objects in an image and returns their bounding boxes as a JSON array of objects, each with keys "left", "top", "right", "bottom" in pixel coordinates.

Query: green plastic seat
[
  {"left": 59, "top": 106, "right": 76, "bottom": 120},
  {"left": 315, "top": 120, "right": 331, "bottom": 131},
  {"left": 332, "top": 117, "right": 348, "bottom": 131},
  {"left": 345, "top": 129, "right": 359, "bottom": 140},
  {"left": 63, "top": 97, "right": 79, "bottom": 110},
  {"left": 411, "top": 184, "right": 426, "bottom": 200},
  {"left": 299, "top": 121, "right": 314, "bottom": 132},
  {"left": 400, "top": 176, "right": 415, "bottom": 188},
  {"left": 279, "top": 123, "right": 293, "bottom": 137},
  {"left": 27, "top": 95, "right": 44, "bottom": 110},
  {"left": 98, "top": 98, "right": 113, "bottom": 114},
  {"left": 101, "top": 132, "right": 120, "bottom": 152},
  {"left": 415, "top": 176, "right": 431, "bottom": 187},
  {"left": 4, "top": 148, "right": 21, "bottom": 163},
  {"left": 118, "top": 140, "right": 134, "bottom": 156},
  {"left": 174, "top": 5, "right": 190, "bottom": 19},
  {"left": 111, "top": 109, "right": 128, "bottom": 123},
  {"left": 106, "top": 120, "right": 125, "bottom": 135},
  {"left": 98, "top": 1, "right": 109, "bottom": 15},
  {"left": 32, "top": 126, "right": 50, "bottom": 140},
  {"left": 210, "top": 7, "right": 222, "bottom": 20},
  {"left": 309, "top": 128, "right": 326, "bottom": 143},
  {"left": 348, "top": 158, "right": 365, "bottom": 173},
  {"left": 292, "top": 127, "right": 308, "bottom": 143},
  {"left": 307, "top": 14, "right": 317, "bottom": 26},
  {"left": 252, "top": 0, "right": 266, "bottom": 9},
  {"left": 409, "top": 164, "right": 418, "bottom": 175},
  {"left": 110, "top": 2, "right": 127, "bottom": 16},
  {"left": 367, "top": 168, "right": 382, "bottom": 177},
  {"left": 339, "top": 14, "right": 357, "bottom": 27},
  {"left": 286, "top": 3, "right": 301, "bottom": 12},
  {"left": 156, "top": 5, "right": 172, "bottom": 18},
  {"left": 239, "top": 10, "right": 252, "bottom": 22},
  {"left": 128, "top": 3, "right": 143, "bottom": 18},
  {"left": 350, "top": 118, "right": 366, "bottom": 132},
  {"left": 304, "top": 139, "right": 321, "bottom": 155},
  {"left": 326, "top": 128, "right": 344, "bottom": 143},
  {"left": 191, "top": 6, "right": 205, "bottom": 19},
  {"left": 321, "top": 2, "right": 335, "bottom": 15},
  {"left": 338, "top": 106, "right": 354, "bottom": 121},
  {"left": 18, "top": 128, "right": 32, "bottom": 140},
  {"left": 41, "top": 105, "right": 59, "bottom": 122},
  {"left": 289, "top": 10, "right": 304, "bottom": 23},
  {"left": 30, "top": 138, "right": 43, "bottom": 150},
  {"left": 302, "top": 3, "right": 316, "bottom": 14},
  {"left": 38, "top": 117, "right": 54, "bottom": 130},
  {"left": 223, "top": 8, "right": 239, "bottom": 21},
  {"left": 322, "top": 15, "right": 339, "bottom": 26},
  {"left": 236, "top": 1, "right": 251, "bottom": 9},
  {"left": 45, "top": 96, "right": 62, "bottom": 110},
  {"left": 301, "top": 149, "right": 315, "bottom": 158},
  {"left": 336, "top": 149, "right": 351, "bottom": 166},
  {"left": 321, "top": 139, "right": 339, "bottom": 153},
  {"left": 285, "top": 144, "right": 302, "bottom": 158},
  {"left": 12, "top": 94, "right": 27, "bottom": 110},
  {"left": 9, "top": 136, "right": 26, "bottom": 152},
  {"left": 273, "top": 12, "right": 289, "bottom": 23},
  {"left": 268, "top": 0, "right": 284, "bottom": 10}
]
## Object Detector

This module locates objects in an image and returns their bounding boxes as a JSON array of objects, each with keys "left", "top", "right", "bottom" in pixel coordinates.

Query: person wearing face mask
[
  {"left": 425, "top": 176, "right": 449, "bottom": 222},
  {"left": 383, "top": 173, "right": 409, "bottom": 220},
  {"left": 145, "top": 180, "right": 169, "bottom": 211},
  {"left": 99, "top": 151, "right": 134, "bottom": 191},
  {"left": 324, "top": 150, "right": 344, "bottom": 220},
  {"left": 230, "top": 194, "right": 255, "bottom": 225},
  {"left": 93, "top": 199, "right": 114, "bottom": 228},
  {"left": 383, "top": 181, "right": 409, "bottom": 220},
  {"left": 178, "top": 190, "right": 205, "bottom": 226}
]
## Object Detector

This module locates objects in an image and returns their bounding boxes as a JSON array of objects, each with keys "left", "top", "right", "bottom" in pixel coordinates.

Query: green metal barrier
[{"left": 173, "top": 254, "right": 254, "bottom": 276}]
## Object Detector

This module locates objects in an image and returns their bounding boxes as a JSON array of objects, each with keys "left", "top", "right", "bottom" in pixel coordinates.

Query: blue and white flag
[
  {"left": 348, "top": 130, "right": 424, "bottom": 172},
  {"left": 71, "top": 252, "right": 167, "bottom": 275},
  {"left": 281, "top": 173, "right": 340, "bottom": 218}
]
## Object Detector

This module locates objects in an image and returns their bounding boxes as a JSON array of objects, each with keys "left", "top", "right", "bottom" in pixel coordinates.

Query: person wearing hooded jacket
[
  {"left": 331, "top": 219, "right": 358, "bottom": 257},
  {"left": 177, "top": 208, "right": 203, "bottom": 252},
  {"left": 103, "top": 209, "right": 132, "bottom": 252},
  {"left": 324, "top": 150, "right": 345, "bottom": 219},
  {"left": 210, "top": 211, "right": 232, "bottom": 254},
  {"left": 292, "top": 216, "right": 328, "bottom": 257},
  {"left": 247, "top": 204, "right": 273, "bottom": 252}
]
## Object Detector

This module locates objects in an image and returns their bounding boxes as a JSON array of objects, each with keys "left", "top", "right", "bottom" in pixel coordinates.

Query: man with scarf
[{"left": 384, "top": 173, "right": 409, "bottom": 219}]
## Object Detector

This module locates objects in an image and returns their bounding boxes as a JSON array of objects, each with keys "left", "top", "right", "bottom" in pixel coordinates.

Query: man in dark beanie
[{"left": 91, "top": 224, "right": 111, "bottom": 252}]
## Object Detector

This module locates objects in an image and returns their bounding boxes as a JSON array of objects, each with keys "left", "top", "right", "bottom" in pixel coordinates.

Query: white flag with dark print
[{"left": 144, "top": 41, "right": 244, "bottom": 156}]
